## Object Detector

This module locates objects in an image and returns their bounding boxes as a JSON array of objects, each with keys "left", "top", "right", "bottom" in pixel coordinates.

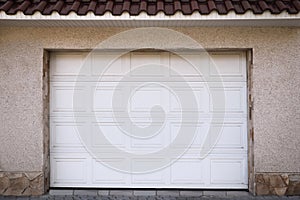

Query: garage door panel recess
[{"left": 50, "top": 51, "right": 248, "bottom": 188}]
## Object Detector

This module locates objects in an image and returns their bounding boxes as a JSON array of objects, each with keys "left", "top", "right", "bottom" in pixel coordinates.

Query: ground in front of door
[{"left": 0, "top": 190, "right": 300, "bottom": 200}]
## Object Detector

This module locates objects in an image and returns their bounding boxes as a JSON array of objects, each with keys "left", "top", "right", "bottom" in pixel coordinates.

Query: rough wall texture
[{"left": 0, "top": 27, "right": 299, "bottom": 195}]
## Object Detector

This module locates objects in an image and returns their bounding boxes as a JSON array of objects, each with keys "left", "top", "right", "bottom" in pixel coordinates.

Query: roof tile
[
  {"left": 258, "top": 0, "right": 269, "bottom": 11},
  {"left": 60, "top": 3, "right": 72, "bottom": 15},
  {"left": 70, "top": 0, "right": 81, "bottom": 12},
  {"left": 199, "top": 3, "right": 209, "bottom": 14},
  {"left": 173, "top": 0, "right": 181, "bottom": 12},
  {"left": 181, "top": 3, "right": 192, "bottom": 14},
  {"left": 233, "top": 2, "right": 245, "bottom": 14},
  {"left": 140, "top": 0, "right": 147, "bottom": 12},
  {"left": 0, "top": 0, "right": 298, "bottom": 16},
  {"left": 147, "top": 3, "right": 156, "bottom": 15},
  {"left": 216, "top": 2, "right": 227, "bottom": 14},
  {"left": 292, "top": 0, "right": 300, "bottom": 10},
  {"left": 276, "top": 0, "right": 288, "bottom": 10},
  {"left": 130, "top": 3, "right": 139, "bottom": 15},
  {"left": 87, "top": 0, "right": 97, "bottom": 12},
  {"left": 33, "top": 1, "right": 48, "bottom": 13},
  {"left": 0, "top": 0, "right": 13, "bottom": 12},
  {"left": 78, "top": 3, "right": 89, "bottom": 15},
  {"left": 190, "top": 0, "right": 199, "bottom": 12},
  {"left": 241, "top": 0, "right": 252, "bottom": 11},
  {"left": 123, "top": 0, "right": 131, "bottom": 12},
  {"left": 105, "top": 0, "right": 113, "bottom": 12},
  {"left": 225, "top": 0, "right": 235, "bottom": 11},
  {"left": 95, "top": 3, "right": 106, "bottom": 15},
  {"left": 250, "top": 3, "right": 263, "bottom": 14},
  {"left": 52, "top": 0, "right": 64, "bottom": 12}
]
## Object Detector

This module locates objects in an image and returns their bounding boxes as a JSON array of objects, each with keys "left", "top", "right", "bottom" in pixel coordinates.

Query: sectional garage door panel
[
  {"left": 50, "top": 52, "right": 247, "bottom": 82},
  {"left": 51, "top": 154, "right": 247, "bottom": 188},
  {"left": 50, "top": 117, "right": 247, "bottom": 154},
  {"left": 50, "top": 82, "right": 247, "bottom": 118},
  {"left": 50, "top": 51, "right": 248, "bottom": 188}
]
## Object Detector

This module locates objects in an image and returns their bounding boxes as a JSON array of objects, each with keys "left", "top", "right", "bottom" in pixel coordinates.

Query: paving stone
[
  {"left": 95, "top": 197, "right": 111, "bottom": 200},
  {"left": 174, "top": 197, "right": 188, "bottom": 200},
  {"left": 72, "top": 196, "right": 86, "bottom": 200},
  {"left": 74, "top": 196, "right": 96, "bottom": 200},
  {"left": 157, "top": 190, "right": 180, "bottom": 196},
  {"left": 179, "top": 190, "right": 203, "bottom": 196},
  {"left": 30, "top": 198, "right": 47, "bottom": 200},
  {"left": 203, "top": 190, "right": 227, "bottom": 197},
  {"left": 133, "top": 190, "right": 156, "bottom": 196},
  {"left": 1, "top": 192, "right": 300, "bottom": 200},
  {"left": 74, "top": 190, "right": 98, "bottom": 196},
  {"left": 263, "top": 196, "right": 280, "bottom": 200},
  {"left": 38, "top": 196, "right": 52, "bottom": 199},
  {"left": 276, "top": 196, "right": 292, "bottom": 200},
  {"left": 136, "top": 197, "right": 151, "bottom": 200},
  {"left": 60, "top": 197, "right": 74, "bottom": 200},
  {"left": 140, "top": 196, "right": 161, "bottom": 200},
  {"left": 287, "top": 197, "right": 300, "bottom": 200},
  {"left": 97, "top": 190, "right": 110, "bottom": 195},
  {"left": 48, "top": 189, "right": 73, "bottom": 195},
  {"left": 192, "top": 197, "right": 215, "bottom": 200},
  {"left": 227, "top": 191, "right": 252, "bottom": 197},
  {"left": 228, "top": 196, "right": 255, "bottom": 200},
  {"left": 16, "top": 197, "right": 30, "bottom": 200},
  {"left": 38, "top": 196, "right": 53, "bottom": 200},
  {"left": 110, "top": 190, "right": 133, "bottom": 196}
]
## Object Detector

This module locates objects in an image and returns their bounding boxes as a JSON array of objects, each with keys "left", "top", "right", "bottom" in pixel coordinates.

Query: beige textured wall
[{"left": 0, "top": 27, "right": 299, "bottom": 173}]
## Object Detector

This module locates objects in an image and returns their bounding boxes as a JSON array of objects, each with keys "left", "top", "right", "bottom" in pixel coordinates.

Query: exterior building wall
[{"left": 0, "top": 27, "right": 299, "bottom": 195}]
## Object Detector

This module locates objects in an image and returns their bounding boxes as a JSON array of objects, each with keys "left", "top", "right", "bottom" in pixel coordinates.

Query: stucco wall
[{"left": 0, "top": 27, "right": 299, "bottom": 175}]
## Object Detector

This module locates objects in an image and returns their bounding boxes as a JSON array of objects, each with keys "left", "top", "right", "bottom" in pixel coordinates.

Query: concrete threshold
[{"left": 48, "top": 189, "right": 252, "bottom": 197}]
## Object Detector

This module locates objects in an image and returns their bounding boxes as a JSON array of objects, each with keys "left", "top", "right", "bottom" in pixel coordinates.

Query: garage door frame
[{"left": 42, "top": 48, "right": 254, "bottom": 192}]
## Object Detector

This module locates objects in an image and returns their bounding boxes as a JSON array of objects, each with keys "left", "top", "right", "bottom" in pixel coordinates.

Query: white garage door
[{"left": 50, "top": 51, "right": 248, "bottom": 188}]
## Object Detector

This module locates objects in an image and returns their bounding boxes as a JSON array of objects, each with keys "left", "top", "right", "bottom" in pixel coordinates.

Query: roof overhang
[{"left": 0, "top": 10, "right": 299, "bottom": 27}]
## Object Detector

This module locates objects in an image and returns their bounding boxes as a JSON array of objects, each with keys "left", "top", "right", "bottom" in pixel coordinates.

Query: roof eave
[{"left": 1, "top": 10, "right": 299, "bottom": 27}]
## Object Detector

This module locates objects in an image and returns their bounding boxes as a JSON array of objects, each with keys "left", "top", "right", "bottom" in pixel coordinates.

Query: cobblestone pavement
[{"left": 0, "top": 190, "right": 300, "bottom": 200}]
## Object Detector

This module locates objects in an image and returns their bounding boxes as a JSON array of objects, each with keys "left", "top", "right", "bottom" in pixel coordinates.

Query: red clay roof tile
[{"left": 0, "top": 0, "right": 299, "bottom": 16}]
